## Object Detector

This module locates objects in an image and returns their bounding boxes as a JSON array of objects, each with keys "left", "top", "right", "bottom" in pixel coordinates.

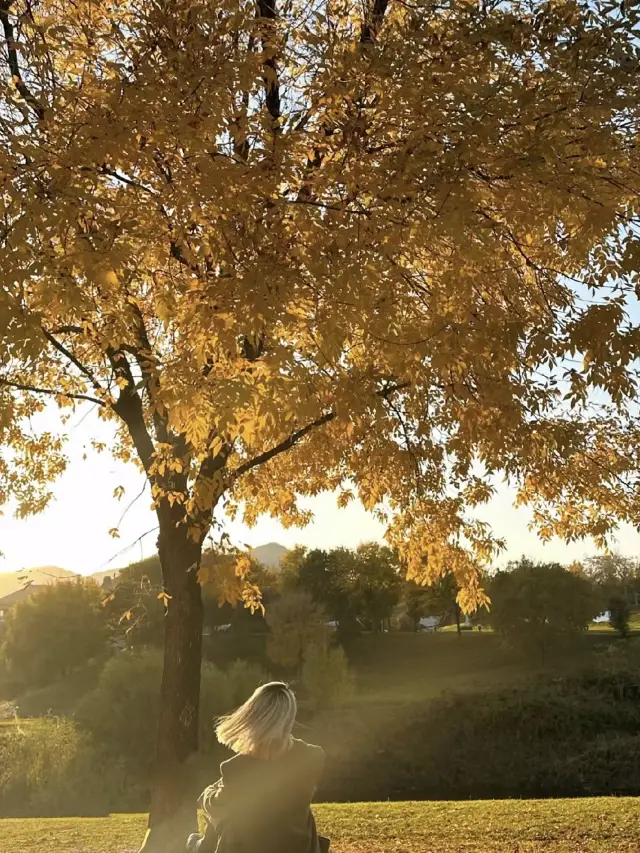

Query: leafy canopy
[
  {"left": 265, "top": 589, "right": 326, "bottom": 669},
  {"left": 1, "top": 0, "right": 639, "bottom": 603},
  {"left": 283, "top": 543, "right": 401, "bottom": 633}
]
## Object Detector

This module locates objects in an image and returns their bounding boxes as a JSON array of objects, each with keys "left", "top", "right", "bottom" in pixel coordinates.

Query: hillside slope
[
  {"left": 0, "top": 542, "right": 288, "bottom": 599},
  {"left": 0, "top": 567, "right": 76, "bottom": 599}
]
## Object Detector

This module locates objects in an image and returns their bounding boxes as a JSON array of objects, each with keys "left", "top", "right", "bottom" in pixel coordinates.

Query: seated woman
[{"left": 187, "top": 681, "right": 329, "bottom": 853}]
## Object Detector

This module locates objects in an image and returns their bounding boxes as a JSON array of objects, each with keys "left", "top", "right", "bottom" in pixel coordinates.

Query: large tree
[
  {"left": 583, "top": 554, "right": 640, "bottom": 603},
  {"left": 489, "top": 558, "right": 601, "bottom": 658},
  {"left": 351, "top": 543, "right": 401, "bottom": 632},
  {"left": 289, "top": 544, "right": 401, "bottom": 634},
  {"left": 289, "top": 547, "right": 360, "bottom": 633},
  {"left": 1, "top": 0, "right": 639, "bottom": 847},
  {"left": 404, "top": 572, "right": 465, "bottom": 633}
]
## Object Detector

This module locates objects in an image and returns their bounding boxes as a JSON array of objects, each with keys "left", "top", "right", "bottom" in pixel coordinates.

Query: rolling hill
[
  {"left": 0, "top": 543, "right": 288, "bottom": 599},
  {"left": 250, "top": 542, "right": 288, "bottom": 569},
  {"left": 0, "top": 566, "right": 77, "bottom": 600}
]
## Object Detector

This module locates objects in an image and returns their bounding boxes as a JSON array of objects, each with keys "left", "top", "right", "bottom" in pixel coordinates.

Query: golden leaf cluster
[{"left": 1, "top": 0, "right": 639, "bottom": 599}]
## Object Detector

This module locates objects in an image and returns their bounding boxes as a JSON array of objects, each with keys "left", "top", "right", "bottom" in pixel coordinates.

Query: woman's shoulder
[
  {"left": 291, "top": 738, "right": 325, "bottom": 764},
  {"left": 219, "top": 739, "right": 324, "bottom": 774}
]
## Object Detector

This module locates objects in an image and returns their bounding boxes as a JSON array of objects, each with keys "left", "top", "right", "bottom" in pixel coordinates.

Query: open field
[
  {"left": 2, "top": 798, "right": 640, "bottom": 853},
  {"left": 346, "top": 630, "right": 624, "bottom": 704}
]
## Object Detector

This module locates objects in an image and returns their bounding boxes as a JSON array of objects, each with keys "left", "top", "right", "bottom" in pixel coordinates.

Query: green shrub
[
  {"left": 302, "top": 645, "right": 354, "bottom": 710},
  {"left": 266, "top": 591, "right": 326, "bottom": 670},
  {"left": 226, "top": 659, "right": 269, "bottom": 707},
  {"left": 310, "top": 654, "right": 640, "bottom": 802},
  {"left": 0, "top": 717, "right": 128, "bottom": 816},
  {"left": 608, "top": 596, "right": 631, "bottom": 638},
  {"left": 203, "top": 633, "right": 269, "bottom": 669},
  {"left": 562, "top": 734, "right": 640, "bottom": 795},
  {"left": 199, "top": 662, "right": 236, "bottom": 752},
  {"left": 15, "top": 658, "right": 108, "bottom": 718},
  {"left": 77, "top": 650, "right": 266, "bottom": 773},
  {"left": 76, "top": 649, "right": 165, "bottom": 773}
]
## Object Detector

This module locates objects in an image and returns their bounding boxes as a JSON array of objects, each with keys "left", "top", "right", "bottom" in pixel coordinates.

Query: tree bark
[
  {"left": 455, "top": 601, "right": 462, "bottom": 636},
  {"left": 140, "top": 516, "right": 204, "bottom": 853}
]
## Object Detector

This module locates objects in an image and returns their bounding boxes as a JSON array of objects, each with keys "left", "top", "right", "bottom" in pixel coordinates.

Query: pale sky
[{"left": 1, "top": 404, "right": 640, "bottom": 576}]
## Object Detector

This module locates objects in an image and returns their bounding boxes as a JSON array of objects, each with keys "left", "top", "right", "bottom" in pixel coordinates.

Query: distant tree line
[
  {"left": 1, "top": 547, "right": 639, "bottom": 695},
  {"left": 1, "top": 548, "right": 640, "bottom": 816}
]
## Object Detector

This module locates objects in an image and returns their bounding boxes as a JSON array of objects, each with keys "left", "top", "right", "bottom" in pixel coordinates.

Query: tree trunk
[
  {"left": 455, "top": 601, "right": 462, "bottom": 636},
  {"left": 140, "top": 520, "right": 204, "bottom": 853}
]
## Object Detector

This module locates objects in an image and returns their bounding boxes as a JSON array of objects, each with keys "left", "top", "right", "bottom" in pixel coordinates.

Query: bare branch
[
  {"left": 0, "top": 1, "right": 46, "bottom": 120},
  {"left": 99, "top": 526, "right": 159, "bottom": 570},
  {"left": 0, "top": 377, "right": 104, "bottom": 405}
]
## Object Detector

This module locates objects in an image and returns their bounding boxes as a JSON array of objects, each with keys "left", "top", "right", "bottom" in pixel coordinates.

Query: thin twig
[
  {"left": 116, "top": 480, "right": 149, "bottom": 530},
  {"left": 99, "top": 526, "right": 159, "bottom": 570},
  {"left": 0, "top": 377, "right": 104, "bottom": 406},
  {"left": 101, "top": 166, "right": 157, "bottom": 196}
]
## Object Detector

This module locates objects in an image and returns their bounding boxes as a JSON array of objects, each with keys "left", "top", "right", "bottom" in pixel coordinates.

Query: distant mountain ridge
[
  {"left": 0, "top": 542, "right": 288, "bottom": 599},
  {"left": 250, "top": 542, "right": 288, "bottom": 570},
  {"left": 0, "top": 566, "right": 76, "bottom": 600}
]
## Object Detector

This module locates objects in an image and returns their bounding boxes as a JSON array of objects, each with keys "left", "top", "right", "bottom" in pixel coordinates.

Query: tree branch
[
  {"left": 125, "top": 300, "right": 170, "bottom": 445},
  {"left": 256, "top": 0, "right": 281, "bottom": 127},
  {"left": 42, "top": 328, "right": 106, "bottom": 395},
  {"left": 231, "top": 380, "right": 411, "bottom": 480},
  {"left": 0, "top": 377, "right": 104, "bottom": 405},
  {"left": 99, "top": 526, "right": 159, "bottom": 570},
  {"left": 49, "top": 325, "right": 84, "bottom": 335},
  {"left": 170, "top": 239, "right": 200, "bottom": 274},
  {"left": 231, "top": 33, "right": 255, "bottom": 162},
  {"left": 106, "top": 348, "right": 156, "bottom": 473},
  {"left": 296, "top": 0, "right": 389, "bottom": 202},
  {"left": 101, "top": 166, "right": 157, "bottom": 196},
  {"left": 361, "top": 0, "right": 389, "bottom": 44},
  {"left": 230, "top": 410, "right": 336, "bottom": 481},
  {"left": 0, "top": 0, "right": 46, "bottom": 120}
]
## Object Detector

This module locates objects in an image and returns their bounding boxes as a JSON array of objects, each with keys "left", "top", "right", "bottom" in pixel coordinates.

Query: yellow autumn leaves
[{"left": 0, "top": 0, "right": 638, "bottom": 606}]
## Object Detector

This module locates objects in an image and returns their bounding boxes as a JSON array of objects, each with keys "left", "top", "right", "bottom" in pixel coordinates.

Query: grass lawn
[
  {"left": 346, "top": 631, "right": 620, "bottom": 705},
  {"left": 2, "top": 798, "right": 640, "bottom": 853}
]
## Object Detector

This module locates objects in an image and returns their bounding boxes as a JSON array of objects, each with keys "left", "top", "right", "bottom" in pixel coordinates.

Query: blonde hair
[{"left": 215, "top": 682, "right": 297, "bottom": 758}]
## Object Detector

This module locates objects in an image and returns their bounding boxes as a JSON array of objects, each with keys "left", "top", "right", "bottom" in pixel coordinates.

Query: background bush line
[{"left": 3, "top": 645, "right": 640, "bottom": 816}]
